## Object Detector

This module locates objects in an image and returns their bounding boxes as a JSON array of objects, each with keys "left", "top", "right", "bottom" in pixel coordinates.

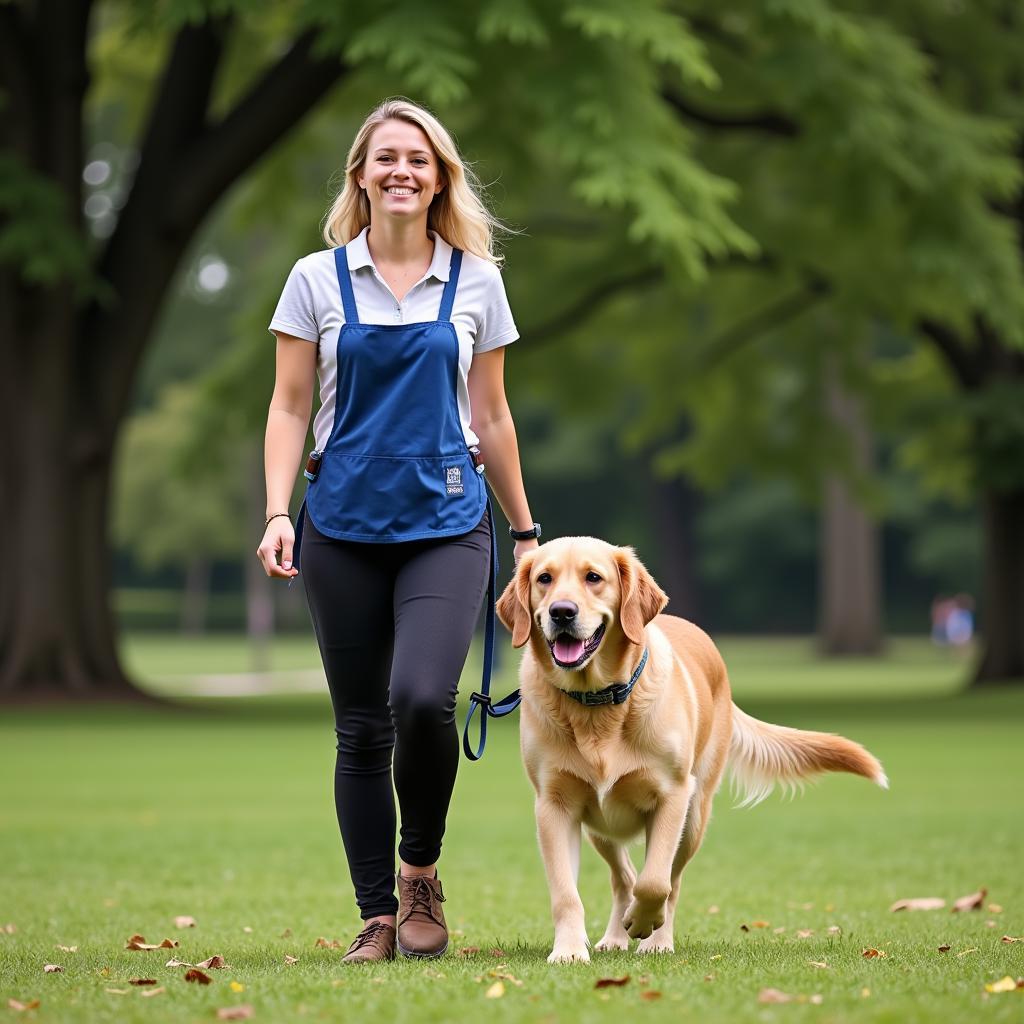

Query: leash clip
[{"left": 469, "top": 691, "right": 491, "bottom": 709}]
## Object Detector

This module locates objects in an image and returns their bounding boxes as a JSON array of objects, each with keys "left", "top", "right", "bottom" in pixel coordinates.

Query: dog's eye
[
  {"left": 536, "top": 572, "right": 552, "bottom": 585},
  {"left": 585, "top": 571, "right": 603, "bottom": 584}
]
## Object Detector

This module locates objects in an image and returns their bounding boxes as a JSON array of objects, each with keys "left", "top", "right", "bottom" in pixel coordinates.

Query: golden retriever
[{"left": 496, "top": 537, "right": 886, "bottom": 964}]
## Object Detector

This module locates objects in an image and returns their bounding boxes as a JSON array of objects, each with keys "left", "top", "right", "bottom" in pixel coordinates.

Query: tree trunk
[
  {"left": 648, "top": 469, "right": 702, "bottom": 622},
  {"left": 971, "top": 487, "right": 1024, "bottom": 685},
  {"left": 818, "top": 352, "right": 883, "bottom": 655}
]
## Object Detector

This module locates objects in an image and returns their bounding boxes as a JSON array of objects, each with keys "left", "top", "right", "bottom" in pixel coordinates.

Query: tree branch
[
  {"left": 697, "top": 276, "right": 830, "bottom": 369},
  {"left": 662, "top": 88, "right": 800, "bottom": 137},
  {"left": 918, "top": 319, "right": 983, "bottom": 390},
  {"left": 166, "top": 29, "right": 349, "bottom": 230}
]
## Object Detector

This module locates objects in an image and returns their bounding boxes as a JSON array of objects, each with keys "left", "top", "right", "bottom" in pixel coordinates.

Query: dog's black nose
[{"left": 549, "top": 601, "right": 578, "bottom": 624}]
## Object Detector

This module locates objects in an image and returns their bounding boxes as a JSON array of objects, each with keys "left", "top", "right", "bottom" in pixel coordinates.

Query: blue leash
[{"left": 462, "top": 494, "right": 521, "bottom": 761}]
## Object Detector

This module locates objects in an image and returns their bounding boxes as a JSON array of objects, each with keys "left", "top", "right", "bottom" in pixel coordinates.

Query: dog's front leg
[
  {"left": 624, "top": 775, "right": 695, "bottom": 941},
  {"left": 536, "top": 794, "right": 589, "bottom": 963}
]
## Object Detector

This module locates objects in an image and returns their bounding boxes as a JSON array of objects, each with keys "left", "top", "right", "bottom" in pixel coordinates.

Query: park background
[{"left": 1, "top": 1, "right": 1021, "bottom": 1021}]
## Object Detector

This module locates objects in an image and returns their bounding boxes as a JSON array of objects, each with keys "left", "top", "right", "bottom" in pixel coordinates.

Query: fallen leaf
[
  {"left": 139, "top": 987, "right": 165, "bottom": 998},
  {"left": 129, "top": 978, "right": 158, "bottom": 986},
  {"left": 640, "top": 991, "right": 662, "bottom": 1001},
  {"left": 952, "top": 888, "right": 987, "bottom": 912},
  {"left": 827, "top": 926, "right": 842, "bottom": 935},
  {"left": 986, "top": 920, "right": 997, "bottom": 928},
  {"left": 485, "top": 981, "right": 505, "bottom": 999},
  {"left": 197, "top": 955, "right": 228, "bottom": 969},
  {"left": 2, "top": 925, "right": 17, "bottom": 934},
  {"left": 105, "top": 989, "right": 130, "bottom": 995},
  {"left": 488, "top": 969, "right": 523, "bottom": 986},
  {"left": 459, "top": 947, "right": 480, "bottom": 957},
  {"left": 703, "top": 974, "right": 715, "bottom": 982},
  {"left": 758, "top": 988, "right": 793, "bottom": 1004},
  {"left": 773, "top": 927, "right": 786, "bottom": 934},
  {"left": 279, "top": 928, "right": 292, "bottom": 938},
  {"left": 709, "top": 954, "right": 722, "bottom": 961},
  {"left": 55, "top": 945, "right": 77, "bottom": 953},
  {"left": 284, "top": 955, "right": 299, "bottom": 965},
  {"left": 230, "top": 981, "right": 246, "bottom": 992},
  {"left": 42, "top": 965, "right": 63, "bottom": 973},
  {"left": 988, "top": 904, "right": 1003, "bottom": 914},
  {"left": 184, "top": 968, "right": 213, "bottom": 985},
  {"left": 216, "top": 1006, "right": 254, "bottom": 1020},
  {"left": 985, "top": 977, "right": 1019, "bottom": 994},
  {"left": 890, "top": 897, "right": 945, "bottom": 912},
  {"left": 796, "top": 929, "right": 815, "bottom": 939},
  {"left": 739, "top": 924, "right": 749, "bottom": 932},
  {"left": 7, "top": 1000, "right": 40, "bottom": 1011},
  {"left": 314, "top": 937, "right": 342, "bottom": 949},
  {"left": 751, "top": 920, "right": 770, "bottom": 929},
  {"left": 595, "top": 976, "right": 630, "bottom": 988},
  {"left": 808, "top": 994, "right": 824, "bottom": 1004},
  {"left": 174, "top": 916, "right": 197, "bottom": 928},
  {"left": 956, "top": 948, "right": 978, "bottom": 957},
  {"left": 125, "top": 934, "right": 178, "bottom": 951},
  {"left": 862, "top": 948, "right": 886, "bottom": 959},
  {"left": 98, "top": 967, "right": 111, "bottom": 977},
  {"left": 707, "top": 905, "right": 719, "bottom": 914},
  {"left": 937, "top": 945, "right": 951, "bottom": 953},
  {"left": 489, "top": 948, "right": 506, "bottom": 957},
  {"left": 807, "top": 960, "right": 829, "bottom": 969},
  {"left": 166, "top": 958, "right": 193, "bottom": 968},
  {"left": 242, "top": 927, "right": 253, "bottom": 934},
  {"left": 1002, "top": 936, "right": 1024, "bottom": 944},
  {"left": 860, "top": 988, "right": 871, "bottom": 998}
]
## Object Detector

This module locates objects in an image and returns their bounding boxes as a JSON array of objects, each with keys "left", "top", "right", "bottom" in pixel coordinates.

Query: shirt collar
[{"left": 344, "top": 226, "right": 453, "bottom": 282}]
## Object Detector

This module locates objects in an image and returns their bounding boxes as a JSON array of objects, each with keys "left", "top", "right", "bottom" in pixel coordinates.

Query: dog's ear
[
  {"left": 614, "top": 547, "right": 669, "bottom": 645},
  {"left": 496, "top": 551, "right": 536, "bottom": 648}
]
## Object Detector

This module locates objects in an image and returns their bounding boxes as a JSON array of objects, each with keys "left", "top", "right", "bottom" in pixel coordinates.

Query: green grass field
[{"left": 2, "top": 636, "right": 1021, "bottom": 1022}]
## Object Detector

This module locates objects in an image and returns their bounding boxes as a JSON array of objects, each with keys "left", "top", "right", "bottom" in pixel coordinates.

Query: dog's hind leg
[
  {"left": 637, "top": 786, "right": 714, "bottom": 954},
  {"left": 589, "top": 832, "right": 637, "bottom": 951}
]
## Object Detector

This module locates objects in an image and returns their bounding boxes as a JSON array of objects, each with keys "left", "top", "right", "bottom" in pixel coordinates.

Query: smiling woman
[{"left": 256, "top": 98, "right": 539, "bottom": 966}]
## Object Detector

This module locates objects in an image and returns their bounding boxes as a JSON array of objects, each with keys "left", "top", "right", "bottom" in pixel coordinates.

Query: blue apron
[{"left": 289, "top": 244, "right": 519, "bottom": 758}]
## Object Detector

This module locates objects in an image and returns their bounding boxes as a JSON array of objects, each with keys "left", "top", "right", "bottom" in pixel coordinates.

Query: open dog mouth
[{"left": 548, "top": 623, "right": 606, "bottom": 670}]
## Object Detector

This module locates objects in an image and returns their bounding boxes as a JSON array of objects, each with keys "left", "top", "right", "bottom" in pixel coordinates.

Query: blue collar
[{"left": 564, "top": 648, "right": 649, "bottom": 707}]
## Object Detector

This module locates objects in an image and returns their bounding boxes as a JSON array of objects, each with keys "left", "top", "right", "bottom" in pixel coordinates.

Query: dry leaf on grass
[
  {"left": 827, "top": 926, "right": 842, "bottom": 935},
  {"left": 184, "top": 968, "right": 213, "bottom": 985},
  {"left": 197, "top": 955, "right": 228, "bottom": 969},
  {"left": 1002, "top": 936, "right": 1024, "bottom": 944},
  {"left": 485, "top": 981, "right": 505, "bottom": 999},
  {"left": 284, "top": 955, "right": 299, "bottom": 965},
  {"left": 140, "top": 987, "right": 165, "bottom": 998},
  {"left": 952, "top": 888, "right": 987, "bottom": 912},
  {"left": 105, "top": 989, "right": 130, "bottom": 995},
  {"left": 279, "top": 928, "right": 292, "bottom": 938},
  {"left": 166, "top": 958, "right": 194, "bottom": 968},
  {"left": 2, "top": 925, "right": 17, "bottom": 935},
  {"left": 8, "top": 999, "right": 40, "bottom": 1011},
  {"left": 751, "top": 920, "right": 770, "bottom": 928},
  {"left": 42, "top": 965, "right": 63, "bottom": 973},
  {"left": 489, "top": 948, "right": 506, "bottom": 957},
  {"left": 595, "top": 976, "right": 630, "bottom": 988},
  {"left": 985, "top": 977, "right": 1023, "bottom": 994},
  {"left": 796, "top": 929, "right": 815, "bottom": 939},
  {"left": 988, "top": 903, "right": 1003, "bottom": 913},
  {"left": 739, "top": 924, "right": 749, "bottom": 932},
  {"left": 862, "top": 948, "right": 886, "bottom": 959},
  {"left": 129, "top": 978, "right": 158, "bottom": 986},
  {"left": 773, "top": 927, "right": 786, "bottom": 934},
  {"left": 242, "top": 927, "right": 253, "bottom": 934},
  {"left": 956, "top": 948, "right": 978, "bottom": 957},
  {"left": 125, "top": 934, "right": 178, "bottom": 950},
  {"left": 807, "top": 961, "right": 830, "bottom": 969},
  {"left": 487, "top": 969, "right": 523, "bottom": 987},
  {"left": 459, "top": 947, "right": 480, "bottom": 957},
  {"left": 707, "top": 905, "right": 719, "bottom": 914},
  {"left": 216, "top": 1006, "right": 254, "bottom": 1020},
  {"left": 937, "top": 945, "right": 951, "bottom": 953},
  {"left": 55, "top": 945, "right": 77, "bottom": 953},
  {"left": 314, "top": 937, "right": 342, "bottom": 949},
  {"left": 174, "top": 916, "right": 197, "bottom": 929},
  {"left": 890, "top": 897, "right": 945, "bottom": 912},
  {"left": 640, "top": 991, "right": 662, "bottom": 1001},
  {"left": 230, "top": 982, "right": 245, "bottom": 993},
  {"left": 759, "top": 988, "right": 792, "bottom": 1003}
]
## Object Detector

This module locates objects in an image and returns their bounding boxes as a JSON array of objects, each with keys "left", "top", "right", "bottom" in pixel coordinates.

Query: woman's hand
[
  {"left": 257, "top": 518, "right": 299, "bottom": 579},
  {"left": 513, "top": 537, "right": 539, "bottom": 567}
]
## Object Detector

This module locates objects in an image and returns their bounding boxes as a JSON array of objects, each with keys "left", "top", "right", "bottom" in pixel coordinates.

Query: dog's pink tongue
[{"left": 554, "top": 636, "right": 585, "bottom": 664}]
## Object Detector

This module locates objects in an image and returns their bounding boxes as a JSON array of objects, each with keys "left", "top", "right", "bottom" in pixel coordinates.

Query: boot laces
[
  {"left": 402, "top": 875, "right": 445, "bottom": 924},
  {"left": 348, "top": 920, "right": 391, "bottom": 953}
]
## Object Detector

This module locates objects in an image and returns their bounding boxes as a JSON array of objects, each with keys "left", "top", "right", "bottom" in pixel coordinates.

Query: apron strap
[
  {"left": 462, "top": 493, "right": 521, "bottom": 761},
  {"left": 334, "top": 247, "right": 360, "bottom": 324},
  {"left": 438, "top": 250, "right": 463, "bottom": 323}
]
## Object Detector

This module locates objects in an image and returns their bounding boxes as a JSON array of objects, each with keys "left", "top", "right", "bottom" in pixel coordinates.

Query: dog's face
[{"left": 497, "top": 537, "right": 668, "bottom": 671}]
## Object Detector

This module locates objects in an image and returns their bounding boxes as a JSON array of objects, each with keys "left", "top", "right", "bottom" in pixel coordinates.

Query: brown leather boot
[
  {"left": 396, "top": 872, "right": 448, "bottom": 959},
  {"left": 341, "top": 920, "right": 396, "bottom": 964}
]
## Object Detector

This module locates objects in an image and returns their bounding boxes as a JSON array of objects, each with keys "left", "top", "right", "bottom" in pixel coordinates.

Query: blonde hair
[{"left": 321, "top": 98, "right": 507, "bottom": 265}]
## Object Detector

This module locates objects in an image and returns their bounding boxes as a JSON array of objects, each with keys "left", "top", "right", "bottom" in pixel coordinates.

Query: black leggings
[{"left": 301, "top": 507, "right": 491, "bottom": 919}]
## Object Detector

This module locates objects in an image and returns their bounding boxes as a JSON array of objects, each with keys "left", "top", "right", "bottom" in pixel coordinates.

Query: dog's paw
[
  {"left": 547, "top": 944, "right": 591, "bottom": 964},
  {"left": 636, "top": 931, "right": 674, "bottom": 955},
  {"left": 623, "top": 898, "right": 665, "bottom": 940},
  {"left": 594, "top": 933, "right": 630, "bottom": 952}
]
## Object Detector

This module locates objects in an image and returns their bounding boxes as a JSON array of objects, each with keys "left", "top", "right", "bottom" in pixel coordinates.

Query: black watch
[{"left": 509, "top": 522, "right": 542, "bottom": 541}]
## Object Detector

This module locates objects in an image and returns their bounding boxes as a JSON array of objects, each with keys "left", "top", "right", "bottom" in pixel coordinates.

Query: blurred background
[{"left": 2, "top": 0, "right": 1022, "bottom": 699}]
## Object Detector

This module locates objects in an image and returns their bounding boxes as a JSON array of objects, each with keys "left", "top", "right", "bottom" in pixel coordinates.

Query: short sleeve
[
  {"left": 268, "top": 260, "right": 319, "bottom": 343},
  {"left": 474, "top": 267, "right": 519, "bottom": 353}
]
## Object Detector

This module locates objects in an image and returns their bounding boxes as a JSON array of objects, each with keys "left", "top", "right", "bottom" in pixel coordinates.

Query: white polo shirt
[{"left": 268, "top": 227, "right": 519, "bottom": 452}]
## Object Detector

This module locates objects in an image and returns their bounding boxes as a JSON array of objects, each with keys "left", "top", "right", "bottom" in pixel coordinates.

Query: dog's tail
[{"left": 728, "top": 703, "right": 887, "bottom": 807}]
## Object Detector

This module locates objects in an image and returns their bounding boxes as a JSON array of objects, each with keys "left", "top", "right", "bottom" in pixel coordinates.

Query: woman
[{"left": 257, "top": 98, "right": 539, "bottom": 964}]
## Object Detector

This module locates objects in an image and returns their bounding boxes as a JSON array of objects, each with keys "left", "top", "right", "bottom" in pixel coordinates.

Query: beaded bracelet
[{"left": 264, "top": 512, "right": 291, "bottom": 528}]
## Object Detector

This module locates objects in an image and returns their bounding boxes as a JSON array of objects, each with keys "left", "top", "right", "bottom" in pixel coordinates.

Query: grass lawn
[{"left": 1, "top": 635, "right": 1021, "bottom": 1022}]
